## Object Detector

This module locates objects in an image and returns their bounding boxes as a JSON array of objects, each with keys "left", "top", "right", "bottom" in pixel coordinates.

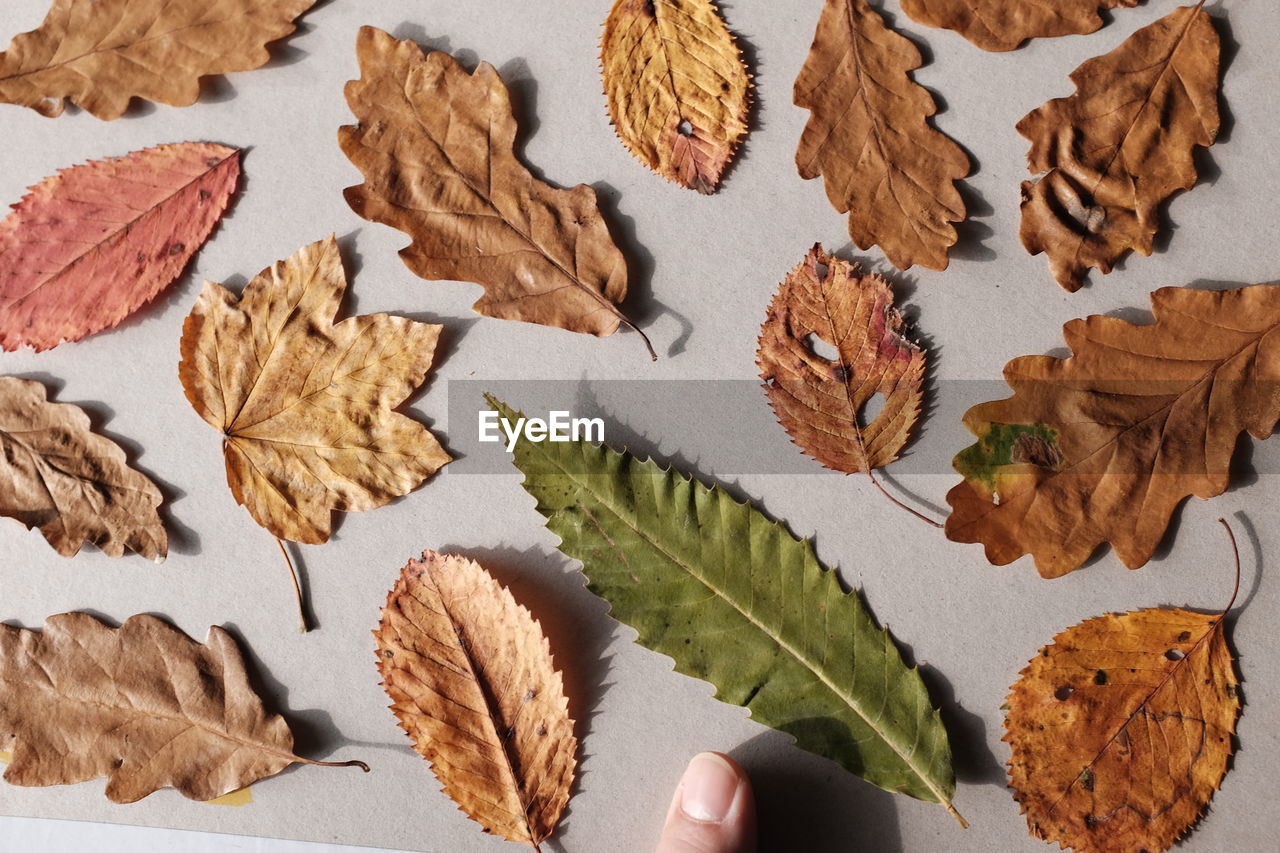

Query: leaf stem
[
  {"left": 943, "top": 799, "right": 969, "bottom": 829},
  {"left": 624, "top": 315, "right": 658, "bottom": 361},
  {"left": 1217, "top": 517, "right": 1242, "bottom": 615},
  {"left": 865, "top": 468, "right": 944, "bottom": 528},
  {"left": 274, "top": 536, "right": 309, "bottom": 634},
  {"left": 295, "top": 756, "right": 370, "bottom": 772}
]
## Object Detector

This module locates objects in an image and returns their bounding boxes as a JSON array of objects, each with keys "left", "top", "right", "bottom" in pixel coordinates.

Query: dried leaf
[
  {"left": 0, "top": 142, "right": 239, "bottom": 352},
  {"left": 178, "top": 235, "right": 450, "bottom": 544},
  {"left": 340, "top": 28, "right": 653, "bottom": 359},
  {"left": 375, "top": 551, "right": 576, "bottom": 847},
  {"left": 490, "top": 395, "right": 964, "bottom": 823},
  {"left": 0, "top": 0, "right": 316, "bottom": 119},
  {"left": 1018, "top": 4, "right": 1220, "bottom": 291},
  {"left": 0, "top": 612, "right": 367, "bottom": 802},
  {"left": 1005, "top": 591, "right": 1239, "bottom": 852},
  {"left": 757, "top": 244, "right": 924, "bottom": 472},
  {"left": 946, "top": 285, "right": 1280, "bottom": 578},
  {"left": 901, "top": 0, "right": 1138, "bottom": 53},
  {"left": 600, "top": 0, "right": 751, "bottom": 194},
  {"left": 794, "top": 0, "right": 969, "bottom": 271},
  {"left": 0, "top": 376, "right": 166, "bottom": 560}
]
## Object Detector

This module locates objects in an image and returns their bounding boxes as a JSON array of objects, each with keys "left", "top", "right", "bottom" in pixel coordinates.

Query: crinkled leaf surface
[
  {"left": 600, "top": 0, "right": 751, "bottom": 194},
  {"left": 0, "top": 0, "right": 316, "bottom": 119},
  {"left": 794, "top": 0, "right": 969, "bottom": 271},
  {"left": 178, "top": 235, "right": 450, "bottom": 544},
  {"left": 490, "top": 396, "right": 961, "bottom": 819},
  {"left": 375, "top": 551, "right": 576, "bottom": 846},
  {"left": 947, "top": 285, "right": 1280, "bottom": 578},
  {"left": 0, "top": 612, "right": 365, "bottom": 802},
  {"left": 340, "top": 28, "right": 651, "bottom": 358},
  {"left": 1018, "top": 4, "right": 1220, "bottom": 291},
  {"left": 1005, "top": 606, "right": 1239, "bottom": 853},
  {"left": 757, "top": 244, "right": 924, "bottom": 472},
  {"left": 0, "top": 142, "right": 239, "bottom": 351},
  {"left": 901, "top": 0, "right": 1138, "bottom": 52},
  {"left": 0, "top": 376, "right": 165, "bottom": 559}
]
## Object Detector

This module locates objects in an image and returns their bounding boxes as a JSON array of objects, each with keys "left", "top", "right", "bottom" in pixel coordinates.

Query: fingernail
[{"left": 679, "top": 752, "right": 739, "bottom": 822}]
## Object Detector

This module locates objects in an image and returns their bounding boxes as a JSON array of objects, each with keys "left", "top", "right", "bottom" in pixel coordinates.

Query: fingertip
[{"left": 656, "top": 752, "right": 756, "bottom": 853}]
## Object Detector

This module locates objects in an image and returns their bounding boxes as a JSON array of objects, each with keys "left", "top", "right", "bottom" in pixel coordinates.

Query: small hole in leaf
[
  {"left": 804, "top": 333, "right": 838, "bottom": 362},
  {"left": 677, "top": 119, "right": 693, "bottom": 137},
  {"left": 1165, "top": 649, "right": 1185, "bottom": 661},
  {"left": 814, "top": 262, "right": 830, "bottom": 280},
  {"left": 1054, "top": 685, "right": 1074, "bottom": 701},
  {"left": 1094, "top": 670, "right": 1108, "bottom": 685}
]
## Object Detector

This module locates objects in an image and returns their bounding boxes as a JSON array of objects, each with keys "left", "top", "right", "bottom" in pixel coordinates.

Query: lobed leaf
[{"left": 901, "top": 0, "right": 1139, "bottom": 53}]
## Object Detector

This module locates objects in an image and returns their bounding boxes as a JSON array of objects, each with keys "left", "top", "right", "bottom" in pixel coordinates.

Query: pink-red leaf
[{"left": 0, "top": 142, "right": 240, "bottom": 351}]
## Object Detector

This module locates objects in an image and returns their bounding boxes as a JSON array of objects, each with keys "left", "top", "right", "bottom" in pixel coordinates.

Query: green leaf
[{"left": 488, "top": 395, "right": 962, "bottom": 821}]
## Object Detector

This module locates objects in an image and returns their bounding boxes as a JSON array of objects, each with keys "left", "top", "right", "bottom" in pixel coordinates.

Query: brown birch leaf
[
  {"left": 757, "top": 244, "right": 924, "bottom": 473},
  {"left": 178, "top": 235, "right": 450, "bottom": 544},
  {"left": 946, "top": 285, "right": 1280, "bottom": 578},
  {"left": 375, "top": 551, "right": 577, "bottom": 848},
  {"left": 0, "top": 612, "right": 367, "bottom": 802},
  {"left": 1005, "top": 553, "right": 1241, "bottom": 853},
  {"left": 600, "top": 0, "right": 752, "bottom": 194},
  {"left": 794, "top": 0, "right": 969, "bottom": 271},
  {"left": 0, "top": 376, "right": 166, "bottom": 560},
  {"left": 0, "top": 0, "right": 316, "bottom": 120},
  {"left": 1018, "top": 4, "right": 1221, "bottom": 292},
  {"left": 901, "top": 0, "right": 1139, "bottom": 53},
  {"left": 340, "top": 27, "right": 654, "bottom": 360}
]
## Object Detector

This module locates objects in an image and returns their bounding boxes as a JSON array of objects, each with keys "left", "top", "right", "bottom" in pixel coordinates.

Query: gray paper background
[{"left": 2, "top": 1, "right": 1278, "bottom": 851}]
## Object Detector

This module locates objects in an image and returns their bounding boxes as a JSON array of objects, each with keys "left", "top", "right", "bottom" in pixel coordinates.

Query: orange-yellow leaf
[
  {"left": 901, "top": 0, "right": 1139, "bottom": 53},
  {"left": 0, "top": 142, "right": 239, "bottom": 351},
  {"left": 794, "top": 0, "right": 969, "bottom": 271},
  {"left": 0, "top": 0, "right": 316, "bottom": 119},
  {"left": 1018, "top": 4, "right": 1221, "bottom": 291},
  {"left": 757, "top": 245, "right": 924, "bottom": 472},
  {"left": 178, "top": 235, "right": 450, "bottom": 544},
  {"left": 600, "top": 0, "right": 751, "bottom": 194},
  {"left": 375, "top": 551, "right": 577, "bottom": 847},
  {"left": 0, "top": 376, "right": 166, "bottom": 559},
  {"left": 1005, "top": 606, "right": 1239, "bottom": 853}
]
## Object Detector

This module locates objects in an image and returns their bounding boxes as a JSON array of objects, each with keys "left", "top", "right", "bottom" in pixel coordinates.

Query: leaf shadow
[
  {"left": 733, "top": 728, "right": 905, "bottom": 853},
  {"left": 707, "top": 2, "right": 762, "bottom": 192}
]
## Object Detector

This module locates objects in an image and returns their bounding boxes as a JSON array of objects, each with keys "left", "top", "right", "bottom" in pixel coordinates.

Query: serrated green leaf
[{"left": 488, "top": 395, "right": 962, "bottom": 821}]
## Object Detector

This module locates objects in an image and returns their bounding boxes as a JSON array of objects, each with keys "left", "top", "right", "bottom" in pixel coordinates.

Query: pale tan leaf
[
  {"left": 0, "top": 376, "right": 165, "bottom": 559},
  {"left": 178, "top": 235, "right": 450, "bottom": 544},
  {"left": 0, "top": 612, "right": 367, "bottom": 802},
  {"left": 794, "top": 0, "right": 969, "bottom": 271},
  {"left": 375, "top": 551, "right": 577, "bottom": 847}
]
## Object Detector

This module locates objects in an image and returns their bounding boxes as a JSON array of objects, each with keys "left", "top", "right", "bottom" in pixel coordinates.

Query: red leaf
[{"left": 0, "top": 142, "right": 240, "bottom": 351}]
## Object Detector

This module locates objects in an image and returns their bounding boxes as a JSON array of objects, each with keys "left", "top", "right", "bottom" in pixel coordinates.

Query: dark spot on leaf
[
  {"left": 198, "top": 189, "right": 212, "bottom": 202},
  {"left": 167, "top": 242, "right": 185, "bottom": 256},
  {"left": 1177, "top": 631, "right": 1192, "bottom": 642},
  {"left": 1165, "top": 649, "right": 1185, "bottom": 661},
  {"left": 1010, "top": 432, "right": 1063, "bottom": 469},
  {"left": 1094, "top": 670, "right": 1108, "bottom": 685},
  {"left": 1054, "top": 685, "right": 1073, "bottom": 701}
]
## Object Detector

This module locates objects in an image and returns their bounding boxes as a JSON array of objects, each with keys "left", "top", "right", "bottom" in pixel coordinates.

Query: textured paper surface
[{"left": 1, "top": 2, "right": 1278, "bottom": 851}]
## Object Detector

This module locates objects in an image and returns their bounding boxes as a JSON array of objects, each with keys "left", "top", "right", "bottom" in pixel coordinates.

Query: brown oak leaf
[
  {"left": 340, "top": 27, "right": 654, "bottom": 359},
  {"left": 1018, "top": 3, "right": 1221, "bottom": 291},
  {"left": 178, "top": 235, "right": 450, "bottom": 544},
  {"left": 376, "top": 551, "right": 577, "bottom": 848},
  {"left": 0, "top": 376, "right": 165, "bottom": 560},
  {"left": 947, "top": 285, "right": 1280, "bottom": 578},
  {"left": 0, "top": 612, "right": 367, "bottom": 802},
  {"left": 901, "top": 0, "right": 1139, "bottom": 53},
  {"left": 794, "top": 0, "right": 969, "bottom": 271},
  {"left": 0, "top": 0, "right": 316, "bottom": 119},
  {"left": 600, "top": 0, "right": 752, "bottom": 194}
]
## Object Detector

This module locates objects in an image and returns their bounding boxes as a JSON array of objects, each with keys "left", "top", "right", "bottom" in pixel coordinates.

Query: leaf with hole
[
  {"left": 491, "top": 394, "right": 963, "bottom": 822},
  {"left": 375, "top": 551, "right": 576, "bottom": 848}
]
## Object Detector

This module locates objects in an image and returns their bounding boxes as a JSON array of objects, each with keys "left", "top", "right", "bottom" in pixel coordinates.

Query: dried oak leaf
[
  {"left": 600, "top": 0, "right": 752, "bottom": 194},
  {"left": 178, "top": 235, "right": 450, "bottom": 544},
  {"left": 0, "top": 612, "right": 367, "bottom": 802},
  {"left": 757, "top": 245, "right": 924, "bottom": 472},
  {"left": 1018, "top": 4, "right": 1220, "bottom": 292},
  {"left": 0, "top": 376, "right": 165, "bottom": 560},
  {"left": 0, "top": 142, "right": 239, "bottom": 352},
  {"left": 794, "top": 0, "right": 969, "bottom": 271},
  {"left": 0, "top": 0, "right": 316, "bottom": 119},
  {"left": 376, "top": 551, "right": 576, "bottom": 847},
  {"left": 901, "top": 0, "right": 1139, "bottom": 53},
  {"left": 340, "top": 27, "right": 654, "bottom": 360},
  {"left": 1005, "top": 590, "right": 1239, "bottom": 852},
  {"left": 946, "top": 285, "right": 1280, "bottom": 578}
]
